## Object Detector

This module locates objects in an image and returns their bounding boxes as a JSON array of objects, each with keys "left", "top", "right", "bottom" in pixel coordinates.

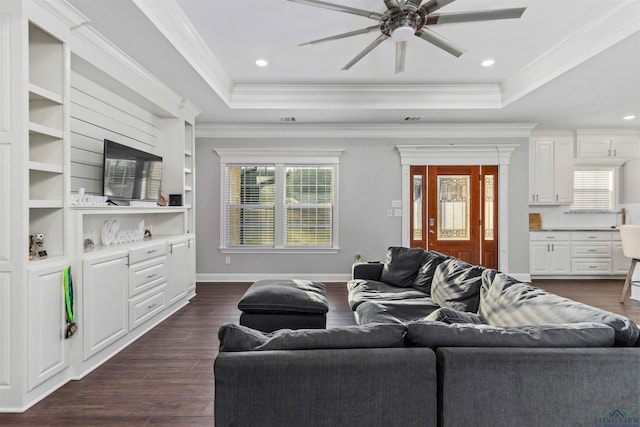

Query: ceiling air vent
[
  {"left": 404, "top": 116, "right": 423, "bottom": 122},
  {"left": 280, "top": 117, "right": 296, "bottom": 122}
]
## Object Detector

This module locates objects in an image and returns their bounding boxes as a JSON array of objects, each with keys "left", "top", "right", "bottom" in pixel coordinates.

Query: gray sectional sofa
[{"left": 214, "top": 247, "right": 640, "bottom": 427}]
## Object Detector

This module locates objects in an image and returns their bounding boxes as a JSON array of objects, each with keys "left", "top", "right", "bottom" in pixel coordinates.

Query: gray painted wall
[{"left": 195, "top": 136, "right": 530, "bottom": 280}]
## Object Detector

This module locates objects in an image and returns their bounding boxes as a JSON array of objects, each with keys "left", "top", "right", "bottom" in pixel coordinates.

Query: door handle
[{"left": 429, "top": 230, "right": 435, "bottom": 235}]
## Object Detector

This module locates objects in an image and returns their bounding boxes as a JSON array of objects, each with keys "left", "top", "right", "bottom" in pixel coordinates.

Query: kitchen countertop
[{"left": 530, "top": 228, "right": 620, "bottom": 232}]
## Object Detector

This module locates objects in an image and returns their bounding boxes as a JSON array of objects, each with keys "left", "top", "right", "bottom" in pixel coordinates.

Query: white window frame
[
  {"left": 569, "top": 166, "right": 619, "bottom": 213},
  {"left": 214, "top": 148, "right": 343, "bottom": 253}
]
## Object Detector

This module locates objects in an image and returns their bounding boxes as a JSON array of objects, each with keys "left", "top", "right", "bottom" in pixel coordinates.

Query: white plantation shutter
[
  {"left": 284, "top": 166, "right": 334, "bottom": 247},
  {"left": 224, "top": 165, "right": 276, "bottom": 246},
  {"left": 571, "top": 169, "right": 615, "bottom": 211}
]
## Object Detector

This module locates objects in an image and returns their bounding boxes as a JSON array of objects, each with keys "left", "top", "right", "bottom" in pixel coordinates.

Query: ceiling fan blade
[
  {"left": 287, "top": 0, "right": 383, "bottom": 21},
  {"left": 404, "top": 0, "right": 424, "bottom": 11},
  {"left": 300, "top": 26, "right": 380, "bottom": 46},
  {"left": 419, "top": 0, "right": 456, "bottom": 15},
  {"left": 342, "top": 34, "right": 389, "bottom": 70},
  {"left": 416, "top": 28, "right": 464, "bottom": 57},
  {"left": 384, "top": 0, "right": 401, "bottom": 10},
  {"left": 426, "top": 8, "right": 526, "bottom": 25},
  {"left": 395, "top": 41, "right": 407, "bottom": 73}
]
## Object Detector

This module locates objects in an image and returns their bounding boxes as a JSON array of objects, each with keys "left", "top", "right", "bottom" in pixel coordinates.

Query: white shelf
[
  {"left": 29, "top": 83, "right": 63, "bottom": 104},
  {"left": 29, "top": 122, "right": 63, "bottom": 139},
  {"left": 29, "top": 200, "right": 64, "bottom": 208},
  {"left": 29, "top": 161, "right": 63, "bottom": 174}
]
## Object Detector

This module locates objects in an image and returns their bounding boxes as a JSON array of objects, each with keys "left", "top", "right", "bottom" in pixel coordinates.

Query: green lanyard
[{"left": 64, "top": 267, "right": 77, "bottom": 338}]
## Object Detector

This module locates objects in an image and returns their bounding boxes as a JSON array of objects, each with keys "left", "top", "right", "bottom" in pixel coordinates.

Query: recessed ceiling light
[
  {"left": 623, "top": 115, "right": 636, "bottom": 120},
  {"left": 255, "top": 59, "right": 268, "bottom": 67},
  {"left": 481, "top": 59, "right": 495, "bottom": 67}
]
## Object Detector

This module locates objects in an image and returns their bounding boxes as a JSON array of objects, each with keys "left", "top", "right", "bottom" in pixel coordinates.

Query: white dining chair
[{"left": 619, "top": 225, "right": 640, "bottom": 303}]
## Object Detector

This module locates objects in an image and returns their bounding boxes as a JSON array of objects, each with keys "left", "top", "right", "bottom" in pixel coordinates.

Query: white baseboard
[{"left": 196, "top": 273, "right": 352, "bottom": 283}]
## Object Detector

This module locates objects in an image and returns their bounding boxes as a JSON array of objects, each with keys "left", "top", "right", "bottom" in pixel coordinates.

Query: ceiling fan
[{"left": 288, "top": 0, "right": 526, "bottom": 73}]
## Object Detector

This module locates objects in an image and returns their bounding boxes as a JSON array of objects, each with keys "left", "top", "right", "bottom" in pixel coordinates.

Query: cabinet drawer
[
  {"left": 571, "top": 259, "right": 611, "bottom": 274},
  {"left": 129, "top": 286, "right": 166, "bottom": 330},
  {"left": 570, "top": 231, "right": 611, "bottom": 241},
  {"left": 571, "top": 243, "right": 611, "bottom": 258},
  {"left": 129, "top": 256, "right": 167, "bottom": 296},
  {"left": 529, "top": 232, "right": 571, "bottom": 241},
  {"left": 129, "top": 241, "right": 167, "bottom": 264}
]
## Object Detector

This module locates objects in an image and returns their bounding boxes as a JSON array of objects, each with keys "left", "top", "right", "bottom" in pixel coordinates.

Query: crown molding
[
  {"left": 34, "top": 0, "right": 89, "bottom": 29},
  {"left": 396, "top": 143, "right": 520, "bottom": 166},
  {"left": 132, "top": 0, "right": 234, "bottom": 102},
  {"left": 196, "top": 123, "right": 536, "bottom": 139},
  {"left": 501, "top": 2, "right": 640, "bottom": 107},
  {"left": 230, "top": 84, "right": 502, "bottom": 109}
]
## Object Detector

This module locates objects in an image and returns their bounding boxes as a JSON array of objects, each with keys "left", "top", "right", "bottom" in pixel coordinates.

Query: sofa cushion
[
  {"left": 430, "top": 258, "right": 484, "bottom": 312},
  {"left": 379, "top": 246, "right": 426, "bottom": 287},
  {"left": 218, "top": 323, "right": 406, "bottom": 352},
  {"left": 355, "top": 299, "right": 440, "bottom": 325},
  {"left": 404, "top": 320, "right": 615, "bottom": 348},
  {"left": 424, "top": 307, "right": 485, "bottom": 324},
  {"left": 237, "top": 279, "right": 328, "bottom": 314},
  {"left": 479, "top": 279, "right": 640, "bottom": 347},
  {"left": 412, "top": 251, "right": 449, "bottom": 294},
  {"left": 347, "top": 279, "right": 428, "bottom": 310}
]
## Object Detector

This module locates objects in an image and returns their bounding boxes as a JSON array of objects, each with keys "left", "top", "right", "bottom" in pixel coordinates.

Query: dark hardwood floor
[{"left": 0, "top": 279, "right": 637, "bottom": 426}]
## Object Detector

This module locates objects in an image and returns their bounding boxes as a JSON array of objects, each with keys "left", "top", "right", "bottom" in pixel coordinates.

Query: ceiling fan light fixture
[{"left": 391, "top": 26, "right": 415, "bottom": 42}]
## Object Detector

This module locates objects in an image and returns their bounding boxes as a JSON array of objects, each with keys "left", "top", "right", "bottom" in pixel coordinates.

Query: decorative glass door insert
[{"left": 437, "top": 175, "right": 470, "bottom": 241}]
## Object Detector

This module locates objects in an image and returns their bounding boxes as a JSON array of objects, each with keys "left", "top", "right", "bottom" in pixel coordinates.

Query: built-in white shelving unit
[{"left": 2, "top": 0, "right": 199, "bottom": 412}]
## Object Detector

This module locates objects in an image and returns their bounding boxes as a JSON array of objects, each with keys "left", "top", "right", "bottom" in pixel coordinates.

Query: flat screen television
[{"left": 102, "top": 139, "right": 163, "bottom": 203}]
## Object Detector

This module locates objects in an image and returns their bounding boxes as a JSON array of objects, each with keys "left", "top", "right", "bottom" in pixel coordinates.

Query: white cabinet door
[
  {"left": 168, "top": 238, "right": 188, "bottom": 304},
  {"left": 549, "top": 242, "right": 571, "bottom": 274},
  {"left": 187, "top": 237, "right": 196, "bottom": 295},
  {"left": 530, "top": 138, "right": 573, "bottom": 205},
  {"left": 82, "top": 253, "right": 128, "bottom": 361},
  {"left": 531, "top": 141, "right": 555, "bottom": 203},
  {"left": 553, "top": 141, "right": 573, "bottom": 204},
  {"left": 530, "top": 243, "right": 551, "bottom": 274},
  {"left": 577, "top": 138, "right": 611, "bottom": 158},
  {"left": 27, "top": 264, "right": 69, "bottom": 391},
  {"left": 612, "top": 139, "right": 640, "bottom": 158}
]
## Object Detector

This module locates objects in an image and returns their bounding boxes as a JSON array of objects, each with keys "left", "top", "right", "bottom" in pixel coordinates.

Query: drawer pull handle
[
  {"left": 147, "top": 249, "right": 157, "bottom": 254},
  {"left": 147, "top": 273, "right": 157, "bottom": 279},
  {"left": 588, "top": 236, "right": 597, "bottom": 239},
  {"left": 588, "top": 266, "right": 598, "bottom": 269},
  {"left": 546, "top": 236, "right": 556, "bottom": 239},
  {"left": 147, "top": 302, "right": 158, "bottom": 309},
  {"left": 588, "top": 249, "right": 597, "bottom": 252}
]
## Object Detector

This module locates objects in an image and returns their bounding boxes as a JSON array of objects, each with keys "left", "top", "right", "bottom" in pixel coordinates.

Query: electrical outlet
[{"left": 225, "top": 256, "right": 231, "bottom": 265}]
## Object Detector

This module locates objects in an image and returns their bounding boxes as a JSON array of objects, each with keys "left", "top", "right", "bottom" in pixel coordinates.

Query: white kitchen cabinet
[
  {"left": 529, "top": 134, "right": 573, "bottom": 204},
  {"left": 82, "top": 252, "right": 128, "bottom": 361},
  {"left": 26, "top": 262, "right": 69, "bottom": 391},
  {"left": 529, "top": 232, "right": 571, "bottom": 274},
  {"left": 168, "top": 237, "right": 189, "bottom": 304},
  {"left": 576, "top": 131, "right": 640, "bottom": 159}
]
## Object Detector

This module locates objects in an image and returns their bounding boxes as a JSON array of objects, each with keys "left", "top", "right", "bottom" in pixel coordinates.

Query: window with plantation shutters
[
  {"left": 225, "top": 165, "right": 276, "bottom": 246},
  {"left": 570, "top": 168, "right": 615, "bottom": 212},
  {"left": 285, "top": 166, "right": 333, "bottom": 247},
  {"left": 217, "top": 148, "right": 342, "bottom": 252}
]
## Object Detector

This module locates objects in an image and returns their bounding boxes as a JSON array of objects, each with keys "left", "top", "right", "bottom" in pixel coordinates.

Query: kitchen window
[{"left": 570, "top": 168, "right": 616, "bottom": 212}]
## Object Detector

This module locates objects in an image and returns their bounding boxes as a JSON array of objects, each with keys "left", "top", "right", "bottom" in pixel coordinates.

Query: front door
[{"left": 410, "top": 165, "right": 498, "bottom": 268}]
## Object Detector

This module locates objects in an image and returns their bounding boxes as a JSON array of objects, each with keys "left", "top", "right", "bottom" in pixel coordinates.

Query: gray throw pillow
[
  {"left": 218, "top": 323, "right": 407, "bottom": 352},
  {"left": 379, "top": 246, "right": 426, "bottom": 288},
  {"left": 404, "top": 320, "right": 615, "bottom": 348},
  {"left": 412, "top": 251, "right": 449, "bottom": 294},
  {"left": 430, "top": 258, "right": 484, "bottom": 312},
  {"left": 424, "top": 307, "right": 485, "bottom": 324}
]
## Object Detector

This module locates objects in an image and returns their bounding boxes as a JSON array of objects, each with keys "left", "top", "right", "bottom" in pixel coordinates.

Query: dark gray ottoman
[{"left": 238, "top": 279, "right": 328, "bottom": 332}]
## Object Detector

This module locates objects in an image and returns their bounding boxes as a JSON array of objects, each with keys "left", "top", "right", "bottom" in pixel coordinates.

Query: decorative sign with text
[{"left": 101, "top": 219, "right": 146, "bottom": 246}]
